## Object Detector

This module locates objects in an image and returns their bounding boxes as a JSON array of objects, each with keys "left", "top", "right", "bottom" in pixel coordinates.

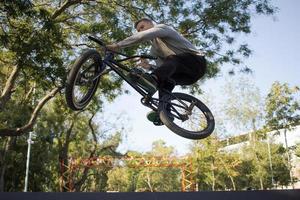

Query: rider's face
[{"left": 136, "top": 21, "right": 153, "bottom": 32}]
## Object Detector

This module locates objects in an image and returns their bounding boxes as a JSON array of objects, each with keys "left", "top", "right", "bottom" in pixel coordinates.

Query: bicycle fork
[{"left": 170, "top": 100, "right": 196, "bottom": 122}]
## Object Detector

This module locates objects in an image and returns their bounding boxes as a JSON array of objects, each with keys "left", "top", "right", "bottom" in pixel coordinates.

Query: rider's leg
[
  {"left": 147, "top": 53, "right": 206, "bottom": 125},
  {"left": 152, "top": 53, "right": 206, "bottom": 88},
  {"left": 146, "top": 58, "right": 178, "bottom": 125},
  {"left": 147, "top": 80, "right": 175, "bottom": 126},
  {"left": 168, "top": 53, "right": 207, "bottom": 85},
  {"left": 152, "top": 55, "right": 179, "bottom": 87}
]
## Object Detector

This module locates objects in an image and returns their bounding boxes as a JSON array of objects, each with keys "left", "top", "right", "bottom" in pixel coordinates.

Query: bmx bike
[{"left": 65, "top": 36, "right": 214, "bottom": 140}]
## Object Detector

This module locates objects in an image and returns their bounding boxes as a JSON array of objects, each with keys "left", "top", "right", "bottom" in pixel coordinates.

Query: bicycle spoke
[{"left": 167, "top": 99, "right": 208, "bottom": 132}]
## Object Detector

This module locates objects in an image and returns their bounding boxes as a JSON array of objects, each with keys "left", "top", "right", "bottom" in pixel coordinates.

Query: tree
[
  {"left": 220, "top": 80, "right": 297, "bottom": 189},
  {"left": 190, "top": 135, "right": 243, "bottom": 191},
  {"left": 135, "top": 140, "right": 180, "bottom": 192},
  {"left": 264, "top": 81, "right": 300, "bottom": 188},
  {"left": 239, "top": 140, "right": 290, "bottom": 189},
  {"left": 295, "top": 143, "right": 300, "bottom": 179},
  {"left": 0, "top": 1, "right": 66, "bottom": 136},
  {"left": 107, "top": 167, "right": 130, "bottom": 192},
  {"left": 0, "top": 0, "right": 277, "bottom": 136},
  {"left": 106, "top": 151, "right": 144, "bottom": 192},
  {"left": 107, "top": 142, "right": 182, "bottom": 192},
  {"left": 296, "top": 143, "right": 300, "bottom": 158},
  {"left": 0, "top": 94, "right": 123, "bottom": 191},
  {"left": 0, "top": 0, "right": 277, "bottom": 192},
  {"left": 222, "top": 76, "right": 264, "bottom": 135},
  {"left": 265, "top": 82, "right": 300, "bottom": 131},
  {"left": 221, "top": 76, "right": 269, "bottom": 188}
]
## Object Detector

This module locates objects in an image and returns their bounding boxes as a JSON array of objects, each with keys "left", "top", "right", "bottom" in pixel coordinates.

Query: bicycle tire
[
  {"left": 159, "top": 92, "right": 215, "bottom": 140},
  {"left": 65, "top": 49, "right": 102, "bottom": 110}
]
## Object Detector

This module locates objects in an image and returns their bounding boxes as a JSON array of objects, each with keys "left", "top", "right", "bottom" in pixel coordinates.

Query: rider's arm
[{"left": 116, "top": 24, "right": 171, "bottom": 48}]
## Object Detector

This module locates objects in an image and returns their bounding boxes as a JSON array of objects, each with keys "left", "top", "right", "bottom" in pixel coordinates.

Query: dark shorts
[{"left": 153, "top": 53, "right": 207, "bottom": 94}]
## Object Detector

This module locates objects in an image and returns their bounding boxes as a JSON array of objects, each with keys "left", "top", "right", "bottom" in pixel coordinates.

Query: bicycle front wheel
[
  {"left": 159, "top": 92, "right": 215, "bottom": 140},
  {"left": 65, "top": 49, "right": 103, "bottom": 110}
]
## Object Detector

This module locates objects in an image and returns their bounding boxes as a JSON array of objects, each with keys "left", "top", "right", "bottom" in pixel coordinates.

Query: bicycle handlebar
[
  {"left": 88, "top": 35, "right": 106, "bottom": 47},
  {"left": 140, "top": 54, "right": 157, "bottom": 60},
  {"left": 88, "top": 35, "right": 157, "bottom": 60}
]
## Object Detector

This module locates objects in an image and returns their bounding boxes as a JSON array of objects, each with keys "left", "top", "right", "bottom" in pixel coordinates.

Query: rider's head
[{"left": 134, "top": 18, "right": 154, "bottom": 32}]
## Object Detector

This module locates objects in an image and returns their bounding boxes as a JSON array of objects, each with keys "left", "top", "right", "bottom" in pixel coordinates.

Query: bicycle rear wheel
[
  {"left": 159, "top": 92, "right": 214, "bottom": 140},
  {"left": 65, "top": 49, "right": 103, "bottom": 110}
]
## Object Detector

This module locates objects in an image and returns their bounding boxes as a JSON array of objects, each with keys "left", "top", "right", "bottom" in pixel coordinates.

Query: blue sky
[
  {"left": 99, "top": 0, "right": 300, "bottom": 155},
  {"left": 244, "top": 0, "right": 300, "bottom": 93}
]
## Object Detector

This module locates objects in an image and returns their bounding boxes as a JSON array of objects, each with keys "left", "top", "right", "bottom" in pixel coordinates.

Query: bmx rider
[{"left": 107, "top": 18, "right": 207, "bottom": 125}]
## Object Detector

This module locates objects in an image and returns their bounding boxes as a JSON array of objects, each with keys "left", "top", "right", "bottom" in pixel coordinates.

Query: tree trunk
[
  {"left": 252, "top": 118, "right": 264, "bottom": 190},
  {"left": 219, "top": 158, "right": 236, "bottom": 190},
  {"left": 0, "top": 166, "right": 6, "bottom": 192},
  {"left": 260, "top": 177, "right": 264, "bottom": 190},
  {"left": 211, "top": 163, "right": 215, "bottom": 191},
  {"left": 284, "top": 129, "right": 294, "bottom": 188},
  {"left": 59, "top": 121, "right": 74, "bottom": 192},
  {"left": 145, "top": 169, "right": 153, "bottom": 192},
  {"left": 0, "top": 137, "right": 10, "bottom": 191},
  {"left": 74, "top": 114, "right": 98, "bottom": 191},
  {"left": 229, "top": 176, "right": 236, "bottom": 191}
]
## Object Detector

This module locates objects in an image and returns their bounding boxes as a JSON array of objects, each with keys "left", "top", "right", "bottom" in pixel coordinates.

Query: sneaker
[{"left": 146, "top": 111, "right": 164, "bottom": 126}]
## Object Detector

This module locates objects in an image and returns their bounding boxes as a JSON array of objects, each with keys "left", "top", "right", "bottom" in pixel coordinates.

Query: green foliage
[
  {"left": 1, "top": 2, "right": 66, "bottom": 87},
  {"left": 222, "top": 76, "right": 264, "bottom": 133},
  {"left": 190, "top": 135, "right": 242, "bottom": 191},
  {"left": 296, "top": 143, "right": 300, "bottom": 158},
  {"left": 107, "top": 167, "right": 131, "bottom": 192},
  {"left": 135, "top": 140, "right": 180, "bottom": 192},
  {"left": 0, "top": 0, "right": 281, "bottom": 192},
  {"left": 0, "top": 0, "right": 277, "bottom": 89},
  {"left": 0, "top": 94, "right": 123, "bottom": 191},
  {"left": 239, "top": 140, "right": 290, "bottom": 189},
  {"left": 188, "top": 80, "right": 298, "bottom": 191},
  {"left": 0, "top": 0, "right": 277, "bottom": 132},
  {"left": 188, "top": 133, "right": 292, "bottom": 191},
  {"left": 106, "top": 141, "right": 181, "bottom": 192},
  {"left": 265, "top": 82, "right": 300, "bottom": 130}
]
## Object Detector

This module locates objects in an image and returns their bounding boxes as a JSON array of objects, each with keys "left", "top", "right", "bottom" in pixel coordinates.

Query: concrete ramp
[{"left": 1, "top": 190, "right": 300, "bottom": 200}]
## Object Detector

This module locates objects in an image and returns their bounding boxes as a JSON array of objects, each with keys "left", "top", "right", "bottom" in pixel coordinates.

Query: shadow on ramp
[{"left": 1, "top": 190, "right": 300, "bottom": 200}]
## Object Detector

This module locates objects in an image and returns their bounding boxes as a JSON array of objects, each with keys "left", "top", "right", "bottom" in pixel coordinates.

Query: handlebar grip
[{"left": 88, "top": 36, "right": 106, "bottom": 46}]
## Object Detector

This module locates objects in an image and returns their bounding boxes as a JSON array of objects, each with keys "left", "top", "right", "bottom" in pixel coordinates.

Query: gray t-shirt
[{"left": 117, "top": 24, "right": 204, "bottom": 67}]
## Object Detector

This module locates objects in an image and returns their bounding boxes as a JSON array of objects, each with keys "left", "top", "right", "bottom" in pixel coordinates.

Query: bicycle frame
[
  {"left": 66, "top": 36, "right": 215, "bottom": 139},
  {"left": 87, "top": 36, "right": 193, "bottom": 115},
  {"left": 105, "top": 56, "right": 148, "bottom": 97},
  {"left": 88, "top": 36, "right": 161, "bottom": 111}
]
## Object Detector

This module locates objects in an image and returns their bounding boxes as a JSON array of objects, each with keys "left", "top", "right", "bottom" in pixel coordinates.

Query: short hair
[{"left": 134, "top": 18, "right": 153, "bottom": 29}]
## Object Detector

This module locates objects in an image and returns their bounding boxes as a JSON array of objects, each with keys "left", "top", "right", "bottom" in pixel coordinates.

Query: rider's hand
[
  {"left": 106, "top": 43, "right": 119, "bottom": 51},
  {"left": 137, "top": 58, "right": 151, "bottom": 70}
]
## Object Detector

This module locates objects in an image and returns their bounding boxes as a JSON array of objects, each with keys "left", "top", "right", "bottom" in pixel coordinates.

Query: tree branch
[
  {"left": 0, "top": 66, "right": 20, "bottom": 111},
  {"left": 113, "top": 1, "right": 157, "bottom": 23},
  {"left": 51, "top": 0, "right": 82, "bottom": 20},
  {"left": 0, "top": 87, "right": 62, "bottom": 137},
  {"left": 24, "top": 86, "right": 34, "bottom": 102}
]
